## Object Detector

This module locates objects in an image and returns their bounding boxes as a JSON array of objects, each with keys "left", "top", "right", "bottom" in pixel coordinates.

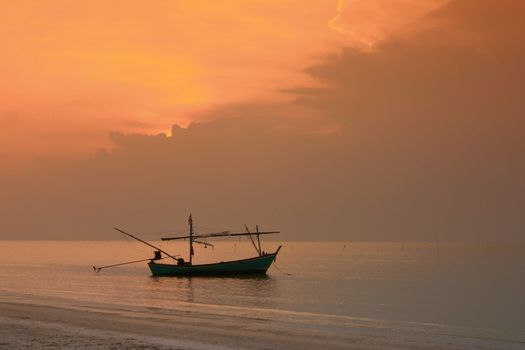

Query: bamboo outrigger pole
[
  {"left": 244, "top": 224, "right": 261, "bottom": 256},
  {"left": 113, "top": 227, "right": 179, "bottom": 260},
  {"left": 161, "top": 231, "right": 280, "bottom": 241},
  {"left": 93, "top": 256, "right": 169, "bottom": 273}
]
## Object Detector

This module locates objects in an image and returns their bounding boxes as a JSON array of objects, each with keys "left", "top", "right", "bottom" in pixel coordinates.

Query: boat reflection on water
[{"left": 147, "top": 272, "right": 277, "bottom": 308}]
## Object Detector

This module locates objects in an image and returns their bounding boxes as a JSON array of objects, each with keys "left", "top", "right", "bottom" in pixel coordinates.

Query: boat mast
[
  {"left": 189, "top": 213, "right": 194, "bottom": 265},
  {"left": 256, "top": 225, "right": 262, "bottom": 256},
  {"left": 244, "top": 224, "right": 261, "bottom": 256}
]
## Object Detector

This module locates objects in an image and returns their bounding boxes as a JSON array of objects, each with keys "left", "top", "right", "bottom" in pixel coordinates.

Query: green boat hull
[{"left": 148, "top": 246, "right": 281, "bottom": 276}]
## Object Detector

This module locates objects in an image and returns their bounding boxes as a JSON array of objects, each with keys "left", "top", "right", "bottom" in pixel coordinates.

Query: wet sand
[
  {"left": 1, "top": 301, "right": 523, "bottom": 350},
  {"left": 0, "top": 301, "right": 347, "bottom": 350}
]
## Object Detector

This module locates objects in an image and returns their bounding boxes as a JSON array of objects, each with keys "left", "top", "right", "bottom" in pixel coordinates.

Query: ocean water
[{"left": 0, "top": 240, "right": 524, "bottom": 348}]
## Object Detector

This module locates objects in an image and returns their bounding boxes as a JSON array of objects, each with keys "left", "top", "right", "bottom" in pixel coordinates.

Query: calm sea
[{"left": 0, "top": 241, "right": 524, "bottom": 347}]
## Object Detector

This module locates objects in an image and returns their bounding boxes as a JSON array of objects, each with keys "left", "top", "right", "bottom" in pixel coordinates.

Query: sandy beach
[
  {"left": 1, "top": 300, "right": 523, "bottom": 350},
  {"left": 0, "top": 301, "right": 348, "bottom": 350}
]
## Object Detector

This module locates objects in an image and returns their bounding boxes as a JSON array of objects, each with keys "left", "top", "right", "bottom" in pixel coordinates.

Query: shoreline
[
  {"left": 1, "top": 301, "right": 524, "bottom": 349},
  {"left": 0, "top": 301, "right": 351, "bottom": 350}
]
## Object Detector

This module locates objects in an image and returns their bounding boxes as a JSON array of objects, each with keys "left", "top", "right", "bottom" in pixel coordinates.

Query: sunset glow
[
  {"left": 1, "top": 0, "right": 524, "bottom": 242},
  {"left": 0, "top": 0, "right": 446, "bottom": 156}
]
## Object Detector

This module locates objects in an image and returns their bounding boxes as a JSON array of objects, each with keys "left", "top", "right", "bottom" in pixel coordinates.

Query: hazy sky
[{"left": 1, "top": 0, "right": 523, "bottom": 241}]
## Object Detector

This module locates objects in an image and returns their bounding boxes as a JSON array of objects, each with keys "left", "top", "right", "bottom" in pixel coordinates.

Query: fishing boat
[{"left": 94, "top": 214, "right": 281, "bottom": 276}]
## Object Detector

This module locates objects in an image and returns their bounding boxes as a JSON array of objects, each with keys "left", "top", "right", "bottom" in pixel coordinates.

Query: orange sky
[
  {"left": 0, "top": 0, "right": 446, "bottom": 157},
  {"left": 1, "top": 0, "right": 524, "bottom": 241}
]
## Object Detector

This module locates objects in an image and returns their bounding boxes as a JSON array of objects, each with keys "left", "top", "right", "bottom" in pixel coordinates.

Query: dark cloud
[
  {"left": 288, "top": 0, "right": 525, "bottom": 241},
  {"left": 1, "top": 0, "right": 524, "bottom": 241}
]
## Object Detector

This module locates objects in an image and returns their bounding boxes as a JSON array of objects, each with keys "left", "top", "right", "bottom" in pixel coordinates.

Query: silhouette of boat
[
  {"left": 148, "top": 248, "right": 281, "bottom": 276},
  {"left": 96, "top": 214, "right": 281, "bottom": 276}
]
